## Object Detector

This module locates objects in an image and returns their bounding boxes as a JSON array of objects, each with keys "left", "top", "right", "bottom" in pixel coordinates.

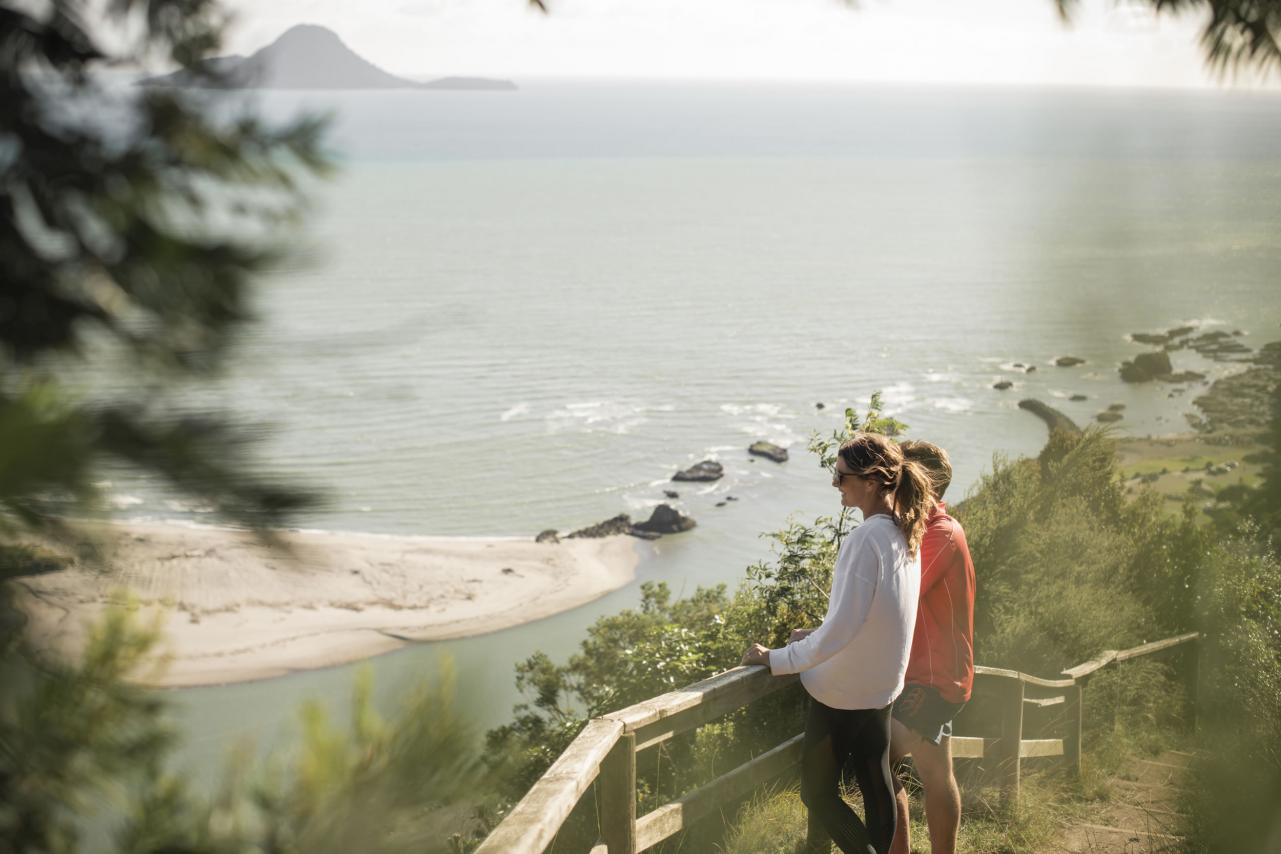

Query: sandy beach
[{"left": 11, "top": 521, "right": 643, "bottom": 688}]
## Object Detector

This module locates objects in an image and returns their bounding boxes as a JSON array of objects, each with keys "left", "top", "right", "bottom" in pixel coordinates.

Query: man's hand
[
  {"left": 741, "top": 643, "right": 771, "bottom": 667},
  {"left": 788, "top": 628, "right": 816, "bottom": 643}
]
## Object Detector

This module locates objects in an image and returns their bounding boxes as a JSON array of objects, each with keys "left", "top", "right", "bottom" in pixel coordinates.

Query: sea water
[{"left": 89, "top": 81, "right": 1281, "bottom": 778}]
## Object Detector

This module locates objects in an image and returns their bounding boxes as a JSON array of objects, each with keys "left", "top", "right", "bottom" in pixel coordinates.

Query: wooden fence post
[
  {"left": 1061, "top": 681, "right": 1084, "bottom": 779},
  {"left": 599, "top": 731, "right": 637, "bottom": 854},
  {"left": 1183, "top": 639, "right": 1200, "bottom": 733},
  {"left": 1112, "top": 659, "right": 1123, "bottom": 733},
  {"left": 994, "top": 677, "right": 1025, "bottom": 806}
]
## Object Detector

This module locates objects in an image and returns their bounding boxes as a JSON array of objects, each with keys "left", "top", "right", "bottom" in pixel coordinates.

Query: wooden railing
[{"left": 476, "top": 631, "right": 1200, "bottom": 854}]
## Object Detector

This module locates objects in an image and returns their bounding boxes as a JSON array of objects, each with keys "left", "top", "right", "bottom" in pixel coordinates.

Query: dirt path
[{"left": 1057, "top": 750, "right": 1193, "bottom": 853}]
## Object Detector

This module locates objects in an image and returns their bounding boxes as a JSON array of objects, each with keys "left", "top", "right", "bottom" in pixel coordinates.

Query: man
[{"left": 889, "top": 440, "right": 976, "bottom": 854}]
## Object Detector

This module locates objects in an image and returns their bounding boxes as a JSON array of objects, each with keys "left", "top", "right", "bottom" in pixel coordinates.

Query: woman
[{"left": 742, "top": 432, "right": 932, "bottom": 854}]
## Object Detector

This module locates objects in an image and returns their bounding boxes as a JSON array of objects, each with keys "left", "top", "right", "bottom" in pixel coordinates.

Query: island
[{"left": 141, "top": 24, "right": 516, "bottom": 91}]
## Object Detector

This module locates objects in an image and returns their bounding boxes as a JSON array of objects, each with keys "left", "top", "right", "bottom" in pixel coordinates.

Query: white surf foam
[{"left": 500, "top": 402, "right": 531, "bottom": 422}]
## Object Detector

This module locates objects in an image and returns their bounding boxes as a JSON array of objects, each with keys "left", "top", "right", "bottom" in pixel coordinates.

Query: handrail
[
  {"left": 477, "top": 718, "right": 624, "bottom": 854},
  {"left": 1062, "top": 650, "right": 1118, "bottom": 680},
  {"left": 1114, "top": 631, "right": 1200, "bottom": 663},
  {"left": 478, "top": 630, "right": 1201, "bottom": 854}
]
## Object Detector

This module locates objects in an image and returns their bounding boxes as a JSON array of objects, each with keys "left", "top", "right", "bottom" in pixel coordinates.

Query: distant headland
[{"left": 140, "top": 24, "right": 516, "bottom": 91}]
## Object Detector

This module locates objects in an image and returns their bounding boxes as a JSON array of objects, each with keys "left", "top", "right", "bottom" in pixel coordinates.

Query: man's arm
[{"left": 919, "top": 519, "right": 959, "bottom": 594}]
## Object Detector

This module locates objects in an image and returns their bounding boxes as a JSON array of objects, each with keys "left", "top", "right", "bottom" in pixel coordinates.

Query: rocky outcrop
[
  {"left": 663, "top": 490, "right": 680, "bottom": 499},
  {"left": 1055, "top": 356, "right": 1086, "bottom": 367},
  {"left": 1179, "top": 332, "right": 1252, "bottom": 361},
  {"left": 566, "top": 515, "right": 633, "bottom": 539},
  {"left": 1096, "top": 411, "right": 1124, "bottom": 423},
  {"left": 1018, "top": 399, "right": 1081, "bottom": 436},
  {"left": 631, "top": 504, "right": 696, "bottom": 535},
  {"left": 673, "top": 460, "right": 724, "bottom": 482},
  {"left": 1188, "top": 341, "right": 1281, "bottom": 439},
  {"left": 535, "top": 529, "right": 559, "bottom": 544},
  {"left": 1120, "top": 351, "right": 1173, "bottom": 382},
  {"left": 1069, "top": 394, "right": 1088, "bottom": 402},
  {"left": 993, "top": 381, "right": 1013, "bottom": 391},
  {"left": 748, "top": 441, "right": 789, "bottom": 463},
  {"left": 1161, "top": 371, "right": 1206, "bottom": 383}
]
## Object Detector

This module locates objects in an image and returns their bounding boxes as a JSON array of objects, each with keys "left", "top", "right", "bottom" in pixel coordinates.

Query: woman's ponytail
[{"left": 892, "top": 458, "right": 933, "bottom": 558}]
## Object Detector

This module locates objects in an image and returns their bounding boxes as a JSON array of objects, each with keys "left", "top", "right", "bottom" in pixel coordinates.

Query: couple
[{"left": 741, "top": 433, "right": 976, "bottom": 854}]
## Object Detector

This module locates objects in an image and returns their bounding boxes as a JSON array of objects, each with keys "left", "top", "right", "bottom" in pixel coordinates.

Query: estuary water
[{"left": 93, "top": 81, "right": 1281, "bottom": 778}]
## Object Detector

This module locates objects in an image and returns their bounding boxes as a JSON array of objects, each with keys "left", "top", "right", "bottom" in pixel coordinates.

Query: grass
[
  {"left": 719, "top": 773, "right": 1086, "bottom": 854},
  {"left": 716, "top": 720, "right": 1189, "bottom": 854},
  {"left": 1113, "top": 436, "right": 1264, "bottom": 516}
]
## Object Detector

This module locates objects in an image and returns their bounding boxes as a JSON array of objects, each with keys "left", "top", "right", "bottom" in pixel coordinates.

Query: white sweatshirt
[{"left": 768, "top": 513, "right": 921, "bottom": 710}]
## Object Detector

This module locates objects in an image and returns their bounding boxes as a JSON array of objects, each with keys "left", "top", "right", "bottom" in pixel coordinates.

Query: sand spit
[{"left": 12, "top": 521, "right": 643, "bottom": 688}]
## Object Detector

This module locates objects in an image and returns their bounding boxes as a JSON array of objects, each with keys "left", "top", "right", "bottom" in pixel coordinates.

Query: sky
[{"left": 216, "top": 0, "right": 1280, "bottom": 90}]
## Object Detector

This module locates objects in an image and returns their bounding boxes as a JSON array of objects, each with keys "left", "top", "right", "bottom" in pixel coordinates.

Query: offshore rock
[
  {"left": 631, "top": 504, "right": 696, "bottom": 535},
  {"left": 1096, "top": 411, "right": 1124, "bottom": 423},
  {"left": 1130, "top": 333, "right": 1169, "bottom": 346},
  {"left": 748, "top": 441, "right": 789, "bottom": 463},
  {"left": 1120, "top": 351, "right": 1173, "bottom": 382},
  {"left": 1055, "top": 356, "right": 1086, "bottom": 367},
  {"left": 673, "top": 460, "right": 724, "bottom": 482},
  {"left": 1069, "top": 394, "right": 1088, "bottom": 402},
  {"left": 993, "top": 381, "right": 1014, "bottom": 390}
]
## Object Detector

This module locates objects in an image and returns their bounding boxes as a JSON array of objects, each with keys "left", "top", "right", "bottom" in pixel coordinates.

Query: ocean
[{"left": 89, "top": 80, "right": 1281, "bottom": 775}]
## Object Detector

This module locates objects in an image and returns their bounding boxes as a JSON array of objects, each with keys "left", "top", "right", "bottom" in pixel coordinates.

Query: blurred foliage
[
  {"left": 1, "top": 4, "right": 491, "bottom": 853},
  {"left": 1, "top": 0, "right": 332, "bottom": 541},
  {"left": 1241, "top": 375, "right": 1281, "bottom": 538},
  {"left": 1180, "top": 529, "right": 1281, "bottom": 852},
  {"left": 0, "top": 582, "right": 485, "bottom": 853}
]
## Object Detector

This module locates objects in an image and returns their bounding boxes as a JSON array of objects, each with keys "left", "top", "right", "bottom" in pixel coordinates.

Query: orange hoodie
[{"left": 904, "top": 503, "right": 975, "bottom": 704}]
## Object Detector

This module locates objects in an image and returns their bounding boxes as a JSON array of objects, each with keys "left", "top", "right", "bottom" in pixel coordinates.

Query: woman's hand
[
  {"left": 741, "top": 643, "right": 771, "bottom": 667},
  {"left": 788, "top": 628, "right": 816, "bottom": 643}
]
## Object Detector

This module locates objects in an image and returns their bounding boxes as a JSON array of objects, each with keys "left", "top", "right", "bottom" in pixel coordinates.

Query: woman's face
[{"left": 832, "top": 459, "right": 872, "bottom": 508}]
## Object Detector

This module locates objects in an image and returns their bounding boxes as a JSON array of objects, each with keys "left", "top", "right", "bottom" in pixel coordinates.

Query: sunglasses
[{"left": 832, "top": 468, "right": 861, "bottom": 486}]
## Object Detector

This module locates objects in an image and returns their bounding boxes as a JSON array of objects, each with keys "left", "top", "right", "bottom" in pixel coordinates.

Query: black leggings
[{"left": 799, "top": 697, "right": 896, "bottom": 854}]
